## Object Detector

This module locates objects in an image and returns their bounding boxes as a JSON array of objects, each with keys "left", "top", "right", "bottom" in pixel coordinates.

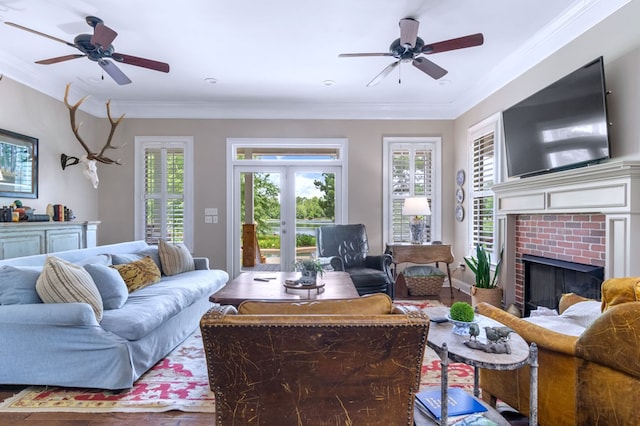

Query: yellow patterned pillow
[
  {"left": 158, "top": 239, "right": 195, "bottom": 276},
  {"left": 110, "top": 256, "right": 161, "bottom": 293},
  {"left": 36, "top": 256, "right": 104, "bottom": 322}
]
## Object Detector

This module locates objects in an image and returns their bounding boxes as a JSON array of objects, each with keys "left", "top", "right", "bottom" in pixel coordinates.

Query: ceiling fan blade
[
  {"left": 422, "top": 33, "right": 484, "bottom": 54},
  {"left": 91, "top": 22, "right": 118, "bottom": 49},
  {"left": 339, "top": 52, "right": 393, "bottom": 58},
  {"left": 112, "top": 53, "right": 170, "bottom": 73},
  {"left": 36, "top": 54, "right": 85, "bottom": 65},
  {"left": 98, "top": 59, "right": 132, "bottom": 85},
  {"left": 413, "top": 57, "right": 448, "bottom": 79},
  {"left": 4, "top": 21, "right": 75, "bottom": 47},
  {"left": 367, "top": 61, "right": 399, "bottom": 87},
  {"left": 399, "top": 18, "right": 419, "bottom": 48}
]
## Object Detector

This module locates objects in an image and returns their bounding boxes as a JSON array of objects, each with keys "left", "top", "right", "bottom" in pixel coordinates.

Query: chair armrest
[
  {"left": 316, "top": 256, "right": 338, "bottom": 271},
  {"left": 365, "top": 254, "right": 393, "bottom": 276},
  {"left": 576, "top": 302, "right": 640, "bottom": 379},
  {"left": 193, "top": 257, "right": 209, "bottom": 270},
  {"left": 476, "top": 302, "right": 578, "bottom": 355},
  {"left": 324, "top": 256, "right": 344, "bottom": 271}
]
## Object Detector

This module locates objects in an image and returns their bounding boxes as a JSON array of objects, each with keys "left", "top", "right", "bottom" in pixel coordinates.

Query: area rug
[{"left": 0, "top": 299, "right": 474, "bottom": 413}]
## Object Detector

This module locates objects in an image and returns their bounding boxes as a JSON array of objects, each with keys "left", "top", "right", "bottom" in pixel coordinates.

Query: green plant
[
  {"left": 294, "top": 258, "right": 324, "bottom": 277},
  {"left": 464, "top": 245, "right": 504, "bottom": 289},
  {"left": 449, "top": 301, "right": 475, "bottom": 322}
]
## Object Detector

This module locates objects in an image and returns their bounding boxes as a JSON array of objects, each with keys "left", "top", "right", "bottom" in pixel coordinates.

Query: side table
[
  {"left": 385, "top": 243, "right": 455, "bottom": 299},
  {"left": 422, "top": 306, "right": 538, "bottom": 426}
]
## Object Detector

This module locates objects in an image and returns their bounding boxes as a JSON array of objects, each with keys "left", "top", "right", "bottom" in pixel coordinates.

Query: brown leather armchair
[
  {"left": 316, "top": 224, "right": 394, "bottom": 297},
  {"left": 200, "top": 294, "right": 429, "bottom": 425}
]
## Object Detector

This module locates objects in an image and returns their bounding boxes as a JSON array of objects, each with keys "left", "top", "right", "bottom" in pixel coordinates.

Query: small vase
[{"left": 447, "top": 315, "right": 476, "bottom": 336}]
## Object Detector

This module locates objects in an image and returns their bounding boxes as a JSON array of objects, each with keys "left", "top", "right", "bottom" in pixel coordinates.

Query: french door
[{"left": 227, "top": 138, "right": 347, "bottom": 277}]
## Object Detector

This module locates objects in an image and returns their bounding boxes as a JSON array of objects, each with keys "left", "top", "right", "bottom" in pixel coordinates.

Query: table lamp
[{"left": 402, "top": 197, "right": 431, "bottom": 244}]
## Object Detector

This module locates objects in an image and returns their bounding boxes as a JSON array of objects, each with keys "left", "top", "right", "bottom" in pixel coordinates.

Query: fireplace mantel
[{"left": 493, "top": 160, "right": 640, "bottom": 306}]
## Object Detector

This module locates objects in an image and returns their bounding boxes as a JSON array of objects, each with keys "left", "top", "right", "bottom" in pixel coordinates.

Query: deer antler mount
[{"left": 61, "top": 83, "right": 126, "bottom": 188}]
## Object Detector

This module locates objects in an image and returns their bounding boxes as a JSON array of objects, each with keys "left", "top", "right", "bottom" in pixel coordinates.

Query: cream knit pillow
[
  {"left": 158, "top": 239, "right": 195, "bottom": 276},
  {"left": 36, "top": 256, "right": 104, "bottom": 322}
]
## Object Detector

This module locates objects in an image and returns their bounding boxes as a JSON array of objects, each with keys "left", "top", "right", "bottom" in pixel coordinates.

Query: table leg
[
  {"left": 529, "top": 343, "right": 538, "bottom": 426},
  {"left": 473, "top": 366, "right": 480, "bottom": 397},
  {"left": 440, "top": 343, "right": 449, "bottom": 426}
]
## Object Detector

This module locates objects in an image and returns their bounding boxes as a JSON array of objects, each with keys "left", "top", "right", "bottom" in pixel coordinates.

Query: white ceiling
[{"left": 0, "top": 0, "right": 630, "bottom": 119}]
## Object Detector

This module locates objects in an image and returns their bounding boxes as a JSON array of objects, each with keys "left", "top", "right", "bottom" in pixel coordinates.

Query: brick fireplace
[
  {"left": 514, "top": 214, "right": 606, "bottom": 310},
  {"left": 492, "top": 161, "right": 640, "bottom": 311}
]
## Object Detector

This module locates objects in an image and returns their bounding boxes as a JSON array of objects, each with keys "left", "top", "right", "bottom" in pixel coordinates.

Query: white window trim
[
  {"left": 467, "top": 113, "right": 502, "bottom": 257},
  {"left": 134, "top": 136, "right": 194, "bottom": 249},
  {"left": 382, "top": 136, "right": 442, "bottom": 245}
]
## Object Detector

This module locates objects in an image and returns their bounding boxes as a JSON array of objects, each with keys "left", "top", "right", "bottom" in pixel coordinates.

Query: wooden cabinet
[{"left": 0, "top": 221, "right": 99, "bottom": 260}]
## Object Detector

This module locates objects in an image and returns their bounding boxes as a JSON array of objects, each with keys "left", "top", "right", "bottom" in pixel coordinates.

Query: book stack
[{"left": 415, "top": 387, "right": 498, "bottom": 425}]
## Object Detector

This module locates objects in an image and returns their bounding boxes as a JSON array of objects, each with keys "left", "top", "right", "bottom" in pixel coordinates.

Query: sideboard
[{"left": 0, "top": 221, "right": 99, "bottom": 260}]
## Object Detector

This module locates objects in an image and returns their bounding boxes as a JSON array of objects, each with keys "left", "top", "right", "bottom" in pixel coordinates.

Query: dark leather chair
[
  {"left": 316, "top": 224, "right": 394, "bottom": 297},
  {"left": 200, "top": 294, "right": 430, "bottom": 425}
]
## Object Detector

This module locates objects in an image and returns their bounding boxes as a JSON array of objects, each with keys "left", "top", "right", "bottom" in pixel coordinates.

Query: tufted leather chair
[
  {"left": 200, "top": 294, "right": 430, "bottom": 425},
  {"left": 315, "top": 224, "right": 394, "bottom": 297}
]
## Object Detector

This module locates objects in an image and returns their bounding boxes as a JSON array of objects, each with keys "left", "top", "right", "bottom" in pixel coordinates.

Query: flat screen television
[{"left": 503, "top": 56, "right": 611, "bottom": 178}]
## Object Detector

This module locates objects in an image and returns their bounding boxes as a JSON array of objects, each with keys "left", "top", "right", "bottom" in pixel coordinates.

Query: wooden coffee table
[{"left": 209, "top": 271, "right": 360, "bottom": 306}]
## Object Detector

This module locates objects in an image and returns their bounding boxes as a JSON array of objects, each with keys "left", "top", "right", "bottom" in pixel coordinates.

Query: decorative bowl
[{"left": 446, "top": 314, "right": 477, "bottom": 336}]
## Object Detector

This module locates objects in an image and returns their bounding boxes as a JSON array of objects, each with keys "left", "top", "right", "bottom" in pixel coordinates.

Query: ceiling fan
[
  {"left": 339, "top": 18, "right": 483, "bottom": 86},
  {"left": 4, "top": 16, "right": 170, "bottom": 85}
]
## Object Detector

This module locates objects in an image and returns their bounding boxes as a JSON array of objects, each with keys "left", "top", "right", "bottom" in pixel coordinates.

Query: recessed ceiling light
[
  {"left": 322, "top": 80, "right": 335, "bottom": 86},
  {"left": 438, "top": 79, "right": 451, "bottom": 86},
  {"left": 204, "top": 78, "right": 218, "bottom": 85}
]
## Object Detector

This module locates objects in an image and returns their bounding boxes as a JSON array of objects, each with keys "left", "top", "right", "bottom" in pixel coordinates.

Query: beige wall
[
  {"left": 98, "top": 119, "right": 455, "bottom": 270},
  {"left": 452, "top": 0, "right": 640, "bottom": 285},
  {"left": 0, "top": 77, "right": 101, "bottom": 221}
]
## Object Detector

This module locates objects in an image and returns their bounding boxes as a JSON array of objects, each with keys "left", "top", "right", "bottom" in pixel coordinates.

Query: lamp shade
[{"left": 402, "top": 197, "right": 431, "bottom": 216}]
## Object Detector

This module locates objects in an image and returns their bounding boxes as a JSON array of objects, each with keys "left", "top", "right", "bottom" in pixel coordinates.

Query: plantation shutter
[
  {"left": 389, "top": 143, "right": 433, "bottom": 243},
  {"left": 143, "top": 145, "right": 186, "bottom": 244},
  {"left": 471, "top": 132, "right": 495, "bottom": 251}
]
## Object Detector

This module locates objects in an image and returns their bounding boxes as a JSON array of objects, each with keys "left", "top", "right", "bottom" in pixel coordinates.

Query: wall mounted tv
[{"left": 503, "top": 56, "right": 610, "bottom": 178}]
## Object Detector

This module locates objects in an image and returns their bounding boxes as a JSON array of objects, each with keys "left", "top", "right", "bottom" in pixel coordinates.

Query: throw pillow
[
  {"left": 110, "top": 256, "right": 161, "bottom": 293},
  {"left": 558, "top": 292, "right": 593, "bottom": 314},
  {"left": 111, "top": 247, "right": 161, "bottom": 271},
  {"left": 74, "top": 253, "right": 113, "bottom": 267},
  {"left": 84, "top": 264, "right": 129, "bottom": 309},
  {"left": 0, "top": 265, "right": 43, "bottom": 305},
  {"left": 35, "top": 256, "right": 103, "bottom": 322},
  {"left": 158, "top": 239, "right": 195, "bottom": 276}
]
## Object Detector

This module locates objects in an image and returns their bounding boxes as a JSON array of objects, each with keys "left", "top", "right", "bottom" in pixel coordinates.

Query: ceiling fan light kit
[
  {"left": 5, "top": 16, "right": 170, "bottom": 85},
  {"left": 340, "top": 17, "right": 484, "bottom": 86}
]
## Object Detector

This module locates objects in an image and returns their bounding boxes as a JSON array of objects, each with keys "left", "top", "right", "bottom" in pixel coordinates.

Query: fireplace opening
[{"left": 523, "top": 254, "right": 603, "bottom": 316}]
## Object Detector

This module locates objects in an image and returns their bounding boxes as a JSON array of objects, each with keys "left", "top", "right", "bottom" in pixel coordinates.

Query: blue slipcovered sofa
[{"left": 0, "top": 240, "right": 228, "bottom": 390}]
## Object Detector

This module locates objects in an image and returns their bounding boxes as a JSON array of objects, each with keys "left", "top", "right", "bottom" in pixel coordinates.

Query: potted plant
[
  {"left": 294, "top": 258, "right": 324, "bottom": 285},
  {"left": 464, "top": 244, "right": 504, "bottom": 308},
  {"left": 447, "top": 301, "right": 476, "bottom": 335}
]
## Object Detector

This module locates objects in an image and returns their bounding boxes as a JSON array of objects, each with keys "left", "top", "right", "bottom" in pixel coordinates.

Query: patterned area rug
[{"left": 0, "top": 299, "right": 474, "bottom": 413}]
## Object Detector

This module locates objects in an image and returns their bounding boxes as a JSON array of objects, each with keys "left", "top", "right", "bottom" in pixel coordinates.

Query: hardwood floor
[{"left": 0, "top": 287, "right": 469, "bottom": 425}]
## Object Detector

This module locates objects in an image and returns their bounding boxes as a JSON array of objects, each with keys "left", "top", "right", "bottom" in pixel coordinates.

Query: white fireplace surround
[{"left": 492, "top": 160, "right": 640, "bottom": 307}]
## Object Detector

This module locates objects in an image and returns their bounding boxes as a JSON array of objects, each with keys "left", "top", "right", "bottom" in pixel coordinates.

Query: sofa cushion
[
  {"left": 0, "top": 265, "right": 42, "bottom": 305},
  {"left": 100, "top": 269, "right": 226, "bottom": 340},
  {"left": 84, "top": 264, "right": 128, "bottom": 310},
  {"left": 600, "top": 277, "right": 640, "bottom": 312},
  {"left": 110, "top": 256, "right": 161, "bottom": 293},
  {"left": 35, "top": 256, "right": 103, "bottom": 322},
  {"left": 238, "top": 293, "right": 392, "bottom": 315},
  {"left": 158, "top": 239, "right": 195, "bottom": 276},
  {"left": 558, "top": 292, "right": 593, "bottom": 314}
]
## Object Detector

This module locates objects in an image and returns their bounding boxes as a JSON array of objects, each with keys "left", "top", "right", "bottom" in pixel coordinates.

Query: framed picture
[{"left": 0, "top": 128, "right": 38, "bottom": 199}]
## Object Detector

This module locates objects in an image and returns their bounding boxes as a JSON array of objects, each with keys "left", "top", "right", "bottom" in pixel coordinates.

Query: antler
[{"left": 63, "top": 83, "right": 125, "bottom": 165}]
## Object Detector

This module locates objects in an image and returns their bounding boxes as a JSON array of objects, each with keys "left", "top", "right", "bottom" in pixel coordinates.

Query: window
[
  {"left": 383, "top": 137, "right": 442, "bottom": 244},
  {"left": 468, "top": 114, "right": 501, "bottom": 254},
  {"left": 134, "top": 137, "right": 194, "bottom": 248}
]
